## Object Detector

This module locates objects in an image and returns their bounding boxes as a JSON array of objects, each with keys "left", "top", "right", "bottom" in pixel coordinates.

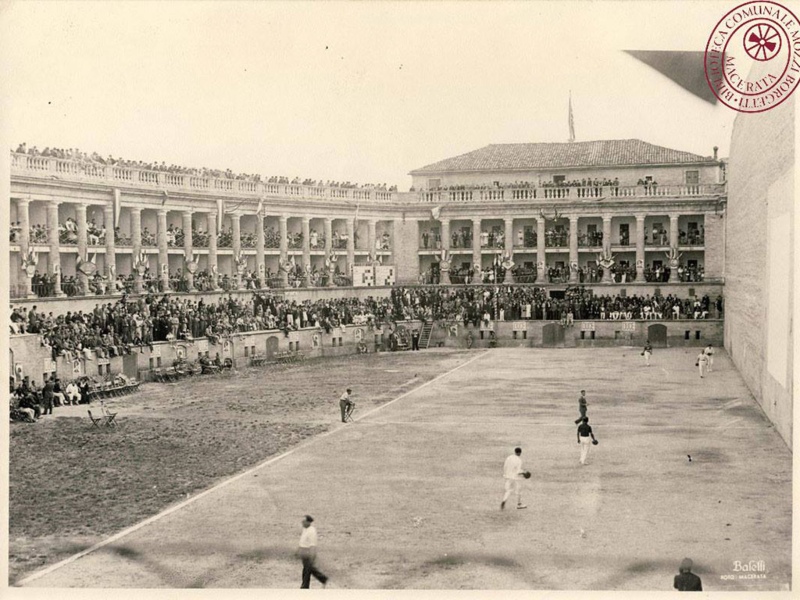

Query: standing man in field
[
  {"left": 577, "top": 417, "right": 597, "bottom": 465},
  {"left": 642, "top": 340, "right": 653, "bottom": 367},
  {"left": 695, "top": 351, "right": 709, "bottom": 378},
  {"left": 298, "top": 515, "right": 328, "bottom": 589},
  {"left": 501, "top": 447, "right": 528, "bottom": 510},
  {"left": 339, "top": 388, "right": 354, "bottom": 423},
  {"left": 574, "top": 389, "right": 588, "bottom": 425},
  {"left": 703, "top": 344, "right": 714, "bottom": 372}
]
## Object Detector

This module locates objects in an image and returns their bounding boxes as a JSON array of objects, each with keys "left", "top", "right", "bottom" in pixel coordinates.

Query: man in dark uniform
[
  {"left": 577, "top": 417, "right": 596, "bottom": 465},
  {"left": 41, "top": 378, "right": 55, "bottom": 416},
  {"left": 673, "top": 557, "right": 702, "bottom": 591},
  {"left": 411, "top": 328, "right": 420, "bottom": 351}
]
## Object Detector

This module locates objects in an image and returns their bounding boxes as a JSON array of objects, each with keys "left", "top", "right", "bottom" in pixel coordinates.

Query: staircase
[{"left": 419, "top": 320, "right": 435, "bottom": 349}]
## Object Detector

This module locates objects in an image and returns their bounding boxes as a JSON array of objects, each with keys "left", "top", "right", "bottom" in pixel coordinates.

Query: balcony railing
[
  {"left": 11, "top": 152, "right": 398, "bottom": 203},
  {"left": 416, "top": 183, "right": 725, "bottom": 203}
]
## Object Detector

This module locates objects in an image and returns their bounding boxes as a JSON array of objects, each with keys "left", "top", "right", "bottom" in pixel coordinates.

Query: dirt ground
[
  {"left": 9, "top": 350, "right": 472, "bottom": 583},
  {"left": 11, "top": 347, "right": 792, "bottom": 591}
]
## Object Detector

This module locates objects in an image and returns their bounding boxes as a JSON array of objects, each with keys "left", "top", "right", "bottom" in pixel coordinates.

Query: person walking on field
[
  {"left": 703, "top": 344, "right": 714, "bottom": 372},
  {"left": 574, "top": 389, "right": 588, "bottom": 425},
  {"left": 501, "top": 447, "right": 528, "bottom": 510},
  {"left": 642, "top": 340, "right": 653, "bottom": 367},
  {"left": 695, "top": 351, "right": 709, "bottom": 378},
  {"left": 577, "top": 417, "right": 597, "bottom": 465},
  {"left": 298, "top": 515, "right": 328, "bottom": 589},
  {"left": 339, "top": 388, "right": 354, "bottom": 423}
]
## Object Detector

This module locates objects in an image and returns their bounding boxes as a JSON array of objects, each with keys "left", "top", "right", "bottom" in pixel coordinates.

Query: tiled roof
[{"left": 410, "top": 139, "right": 715, "bottom": 174}]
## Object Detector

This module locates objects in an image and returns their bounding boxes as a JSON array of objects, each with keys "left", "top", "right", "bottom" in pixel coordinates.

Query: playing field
[{"left": 15, "top": 347, "right": 791, "bottom": 591}]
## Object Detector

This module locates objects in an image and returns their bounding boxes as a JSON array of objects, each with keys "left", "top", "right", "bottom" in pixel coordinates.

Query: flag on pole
[
  {"left": 256, "top": 196, "right": 264, "bottom": 217},
  {"left": 161, "top": 189, "right": 169, "bottom": 206},
  {"left": 113, "top": 189, "right": 121, "bottom": 227},
  {"left": 217, "top": 198, "right": 224, "bottom": 235},
  {"left": 431, "top": 206, "right": 442, "bottom": 220},
  {"left": 568, "top": 91, "right": 576, "bottom": 143},
  {"left": 353, "top": 203, "right": 360, "bottom": 233}
]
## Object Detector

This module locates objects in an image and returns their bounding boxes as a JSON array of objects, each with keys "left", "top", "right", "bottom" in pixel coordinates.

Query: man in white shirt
[
  {"left": 339, "top": 388, "right": 354, "bottom": 423},
  {"left": 298, "top": 515, "right": 328, "bottom": 589},
  {"left": 65, "top": 381, "right": 82, "bottom": 405},
  {"left": 501, "top": 447, "right": 527, "bottom": 510},
  {"left": 696, "top": 351, "right": 709, "bottom": 378},
  {"left": 703, "top": 344, "right": 714, "bottom": 372}
]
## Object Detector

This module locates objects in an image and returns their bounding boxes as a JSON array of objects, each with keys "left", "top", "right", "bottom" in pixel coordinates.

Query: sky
[{"left": 0, "top": 1, "right": 740, "bottom": 189}]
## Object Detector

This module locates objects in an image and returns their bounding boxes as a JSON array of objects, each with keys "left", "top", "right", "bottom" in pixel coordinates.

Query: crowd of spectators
[
  {"left": 10, "top": 286, "right": 723, "bottom": 362},
  {"left": 414, "top": 177, "right": 621, "bottom": 192},
  {"left": 14, "top": 143, "right": 397, "bottom": 192}
]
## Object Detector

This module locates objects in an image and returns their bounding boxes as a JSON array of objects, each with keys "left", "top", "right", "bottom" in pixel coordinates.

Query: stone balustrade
[
  {"left": 417, "top": 183, "right": 725, "bottom": 203},
  {"left": 10, "top": 152, "right": 399, "bottom": 203}
]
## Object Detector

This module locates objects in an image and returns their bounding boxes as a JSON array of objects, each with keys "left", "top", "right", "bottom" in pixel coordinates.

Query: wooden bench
[
  {"left": 275, "top": 350, "right": 305, "bottom": 364},
  {"left": 250, "top": 354, "right": 268, "bottom": 367}
]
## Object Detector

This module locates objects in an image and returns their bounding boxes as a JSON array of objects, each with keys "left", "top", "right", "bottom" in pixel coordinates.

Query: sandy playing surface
[{"left": 16, "top": 347, "right": 791, "bottom": 591}]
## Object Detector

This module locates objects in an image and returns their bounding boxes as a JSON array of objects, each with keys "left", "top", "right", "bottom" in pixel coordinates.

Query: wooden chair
[
  {"left": 88, "top": 410, "right": 112, "bottom": 428},
  {"left": 100, "top": 402, "right": 118, "bottom": 426}
]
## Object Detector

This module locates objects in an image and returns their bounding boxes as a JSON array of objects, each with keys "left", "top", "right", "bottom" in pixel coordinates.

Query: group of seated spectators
[
  {"left": 14, "top": 143, "right": 397, "bottom": 191},
  {"left": 10, "top": 375, "right": 89, "bottom": 422},
  {"left": 389, "top": 286, "right": 723, "bottom": 324},
  {"left": 10, "top": 285, "right": 724, "bottom": 364}
]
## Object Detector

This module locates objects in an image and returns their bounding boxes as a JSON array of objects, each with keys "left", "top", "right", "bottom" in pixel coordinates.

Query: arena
[{"left": 3, "top": 2, "right": 795, "bottom": 596}]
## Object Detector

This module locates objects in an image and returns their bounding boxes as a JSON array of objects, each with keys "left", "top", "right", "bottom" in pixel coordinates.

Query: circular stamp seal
[{"left": 704, "top": 1, "right": 800, "bottom": 112}]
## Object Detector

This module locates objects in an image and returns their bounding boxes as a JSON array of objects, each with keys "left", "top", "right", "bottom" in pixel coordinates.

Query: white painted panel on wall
[{"left": 765, "top": 175, "right": 792, "bottom": 388}]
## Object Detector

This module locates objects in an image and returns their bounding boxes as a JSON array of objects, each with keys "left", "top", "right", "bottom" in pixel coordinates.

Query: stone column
[
  {"left": 472, "top": 218, "right": 481, "bottom": 271},
  {"left": 669, "top": 214, "right": 679, "bottom": 248},
  {"left": 602, "top": 215, "right": 613, "bottom": 284},
  {"left": 256, "top": 214, "right": 265, "bottom": 288},
  {"left": 668, "top": 214, "right": 680, "bottom": 282},
  {"left": 104, "top": 204, "right": 117, "bottom": 294},
  {"left": 17, "top": 199, "right": 34, "bottom": 298},
  {"left": 324, "top": 218, "right": 334, "bottom": 287},
  {"left": 635, "top": 214, "right": 646, "bottom": 282},
  {"left": 182, "top": 210, "right": 194, "bottom": 291},
  {"left": 131, "top": 207, "right": 144, "bottom": 294},
  {"left": 346, "top": 218, "right": 355, "bottom": 275},
  {"left": 231, "top": 213, "right": 242, "bottom": 289},
  {"left": 208, "top": 212, "right": 220, "bottom": 290},
  {"left": 302, "top": 217, "right": 311, "bottom": 283},
  {"left": 76, "top": 203, "right": 89, "bottom": 294},
  {"left": 47, "top": 200, "right": 65, "bottom": 296},
  {"left": 569, "top": 215, "right": 579, "bottom": 283},
  {"left": 536, "top": 217, "right": 546, "bottom": 281},
  {"left": 504, "top": 217, "right": 515, "bottom": 283},
  {"left": 157, "top": 208, "right": 169, "bottom": 291},
  {"left": 279, "top": 215, "right": 289, "bottom": 287},
  {"left": 368, "top": 219, "right": 377, "bottom": 254},
  {"left": 440, "top": 219, "right": 450, "bottom": 251}
]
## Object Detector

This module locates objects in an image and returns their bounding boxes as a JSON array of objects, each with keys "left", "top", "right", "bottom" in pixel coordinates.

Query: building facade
[{"left": 9, "top": 138, "right": 726, "bottom": 299}]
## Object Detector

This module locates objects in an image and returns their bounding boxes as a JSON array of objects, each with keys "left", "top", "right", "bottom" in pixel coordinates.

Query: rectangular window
[
  {"left": 332, "top": 338, "right": 336, "bottom": 347},
  {"left": 522, "top": 330, "right": 527, "bottom": 340},
  {"left": 619, "top": 288, "right": 627, "bottom": 298},
  {"left": 580, "top": 331, "right": 586, "bottom": 340},
  {"left": 244, "top": 346, "right": 249, "bottom": 357},
  {"left": 695, "top": 331, "right": 701, "bottom": 340},
  {"left": 685, "top": 170, "right": 700, "bottom": 185},
  {"left": 480, "top": 331, "right": 484, "bottom": 340},
  {"left": 428, "top": 178, "right": 441, "bottom": 189},
  {"left": 157, "top": 357, "right": 162, "bottom": 368},
  {"left": 513, "top": 331, "right": 518, "bottom": 340},
  {"left": 685, "top": 331, "right": 691, "bottom": 340},
  {"left": 149, "top": 357, "right": 155, "bottom": 369},
  {"left": 590, "top": 331, "right": 595, "bottom": 340},
  {"left": 338, "top": 337, "right": 343, "bottom": 347},
  {"left": 553, "top": 175, "right": 566, "bottom": 184}
]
